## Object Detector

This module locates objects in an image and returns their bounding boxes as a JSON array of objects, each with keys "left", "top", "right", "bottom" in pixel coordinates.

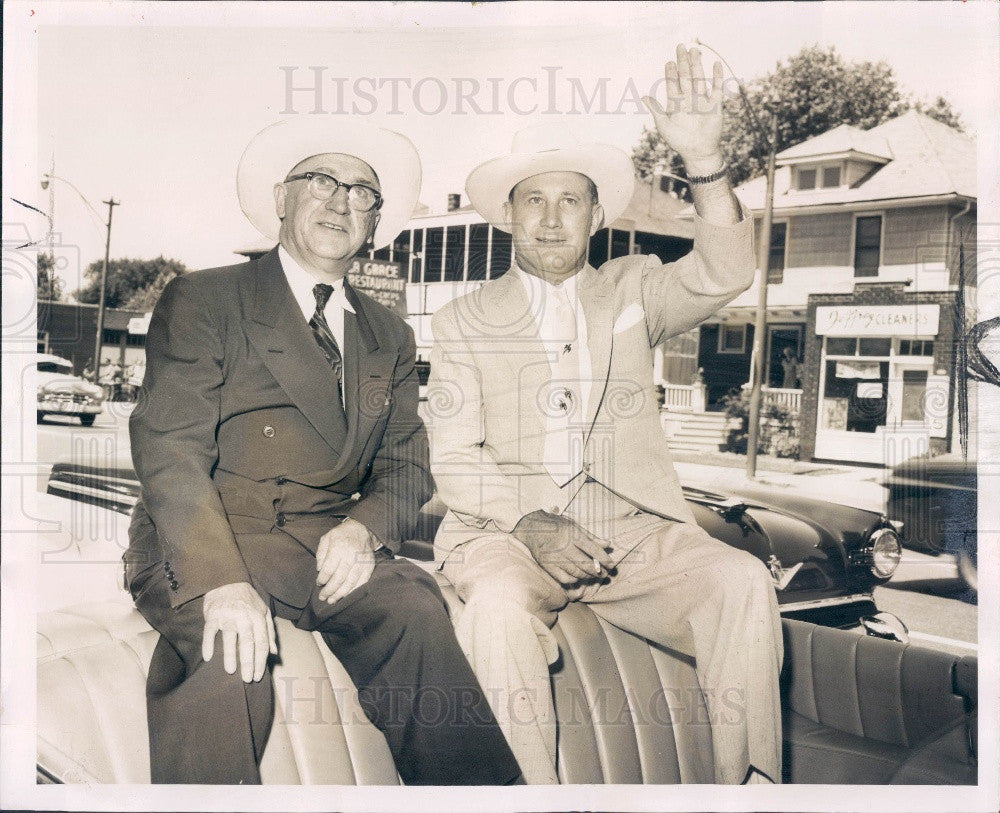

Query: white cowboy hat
[
  {"left": 465, "top": 123, "right": 635, "bottom": 233},
  {"left": 237, "top": 118, "right": 421, "bottom": 250}
]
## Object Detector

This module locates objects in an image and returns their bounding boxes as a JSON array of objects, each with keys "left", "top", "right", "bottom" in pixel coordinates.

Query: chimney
[{"left": 447, "top": 193, "right": 461, "bottom": 211}]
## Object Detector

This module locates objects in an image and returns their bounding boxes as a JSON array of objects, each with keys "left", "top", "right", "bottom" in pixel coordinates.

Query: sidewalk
[{"left": 671, "top": 450, "right": 890, "bottom": 513}]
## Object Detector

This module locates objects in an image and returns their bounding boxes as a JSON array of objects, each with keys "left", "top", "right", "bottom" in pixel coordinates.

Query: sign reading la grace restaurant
[
  {"left": 815, "top": 304, "right": 940, "bottom": 337},
  {"left": 347, "top": 258, "right": 407, "bottom": 318}
]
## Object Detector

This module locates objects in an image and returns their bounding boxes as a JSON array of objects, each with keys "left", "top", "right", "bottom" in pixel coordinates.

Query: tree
[
  {"left": 633, "top": 45, "right": 965, "bottom": 187},
  {"left": 37, "top": 252, "right": 65, "bottom": 301},
  {"left": 75, "top": 256, "right": 188, "bottom": 310}
]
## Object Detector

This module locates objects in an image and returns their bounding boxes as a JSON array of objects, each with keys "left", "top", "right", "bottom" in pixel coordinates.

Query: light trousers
[{"left": 441, "top": 512, "right": 783, "bottom": 784}]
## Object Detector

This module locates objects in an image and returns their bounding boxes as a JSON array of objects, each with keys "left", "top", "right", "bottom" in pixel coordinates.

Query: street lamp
[{"left": 40, "top": 173, "right": 119, "bottom": 383}]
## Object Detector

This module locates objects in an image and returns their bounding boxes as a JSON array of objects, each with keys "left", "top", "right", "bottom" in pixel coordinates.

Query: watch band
[{"left": 686, "top": 163, "right": 729, "bottom": 185}]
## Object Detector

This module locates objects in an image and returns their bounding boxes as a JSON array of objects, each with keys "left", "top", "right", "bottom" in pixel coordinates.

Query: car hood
[{"left": 38, "top": 372, "right": 104, "bottom": 397}]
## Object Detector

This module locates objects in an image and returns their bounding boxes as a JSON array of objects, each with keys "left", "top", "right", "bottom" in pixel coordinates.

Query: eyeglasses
[{"left": 284, "top": 171, "right": 383, "bottom": 212}]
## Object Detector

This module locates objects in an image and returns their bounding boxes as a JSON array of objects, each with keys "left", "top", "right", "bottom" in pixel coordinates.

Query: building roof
[
  {"left": 776, "top": 123, "right": 892, "bottom": 163},
  {"left": 735, "top": 111, "right": 976, "bottom": 211},
  {"left": 611, "top": 178, "right": 695, "bottom": 239}
]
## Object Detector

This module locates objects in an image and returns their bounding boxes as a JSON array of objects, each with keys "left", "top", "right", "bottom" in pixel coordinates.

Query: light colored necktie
[{"left": 542, "top": 285, "right": 584, "bottom": 486}]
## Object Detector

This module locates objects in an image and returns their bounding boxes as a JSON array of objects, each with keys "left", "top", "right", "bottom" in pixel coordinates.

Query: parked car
[
  {"left": 884, "top": 453, "right": 978, "bottom": 593},
  {"left": 35, "top": 353, "right": 104, "bottom": 426},
  {"left": 46, "top": 460, "right": 905, "bottom": 636}
]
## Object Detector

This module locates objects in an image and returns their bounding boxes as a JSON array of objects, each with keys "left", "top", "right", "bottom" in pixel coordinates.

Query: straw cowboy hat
[
  {"left": 465, "top": 123, "right": 635, "bottom": 233},
  {"left": 237, "top": 118, "right": 422, "bottom": 250}
]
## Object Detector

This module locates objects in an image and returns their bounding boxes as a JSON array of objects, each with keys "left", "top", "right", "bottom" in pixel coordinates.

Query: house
[{"left": 666, "top": 111, "right": 976, "bottom": 464}]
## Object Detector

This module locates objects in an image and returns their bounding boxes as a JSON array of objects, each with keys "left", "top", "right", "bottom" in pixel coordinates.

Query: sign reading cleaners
[
  {"left": 347, "top": 259, "right": 407, "bottom": 317},
  {"left": 815, "top": 304, "right": 940, "bottom": 336}
]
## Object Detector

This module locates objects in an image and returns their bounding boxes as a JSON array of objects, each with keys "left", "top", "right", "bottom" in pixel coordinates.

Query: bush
[{"left": 720, "top": 389, "right": 800, "bottom": 459}]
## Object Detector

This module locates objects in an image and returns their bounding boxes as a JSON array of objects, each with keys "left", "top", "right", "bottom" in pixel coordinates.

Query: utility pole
[
  {"left": 746, "top": 119, "right": 779, "bottom": 479},
  {"left": 93, "top": 198, "right": 119, "bottom": 384}
]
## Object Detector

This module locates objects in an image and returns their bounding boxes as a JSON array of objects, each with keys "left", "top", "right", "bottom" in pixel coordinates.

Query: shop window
[
  {"left": 488, "top": 229, "right": 512, "bottom": 279},
  {"left": 822, "top": 358, "right": 889, "bottom": 433},
  {"left": 423, "top": 227, "right": 444, "bottom": 283},
  {"left": 901, "top": 369, "right": 929, "bottom": 422},
  {"left": 372, "top": 246, "right": 391, "bottom": 261},
  {"left": 467, "top": 223, "right": 490, "bottom": 281},
  {"left": 410, "top": 229, "right": 424, "bottom": 283},
  {"left": 899, "top": 339, "right": 934, "bottom": 356},
  {"left": 826, "top": 337, "right": 857, "bottom": 356},
  {"left": 610, "top": 230, "right": 630, "bottom": 260},
  {"left": 767, "top": 222, "right": 787, "bottom": 283},
  {"left": 717, "top": 324, "right": 747, "bottom": 354},
  {"left": 821, "top": 166, "right": 842, "bottom": 188},
  {"left": 37, "top": 331, "right": 49, "bottom": 353},
  {"left": 444, "top": 225, "right": 466, "bottom": 282},
  {"left": 796, "top": 168, "right": 817, "bottom": 190},
  {"left": 589, "top": 228, "right": 610, "bottom": 266},
  {"left": 858, "top": 337, "right": 891, "bottom": 356},
  {"left": 853, "top": 215, "right": 882, "bottom": 277}
]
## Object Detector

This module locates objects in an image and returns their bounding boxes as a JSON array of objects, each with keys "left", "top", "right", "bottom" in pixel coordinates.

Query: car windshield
[{"left": 38, "top": 362, "right": 73, "bottom": 374}]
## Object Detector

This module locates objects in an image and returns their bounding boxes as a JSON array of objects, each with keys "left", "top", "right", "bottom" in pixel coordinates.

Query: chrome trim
[{"left": 778, "top": 593, "right": 875, "bottom": 613}]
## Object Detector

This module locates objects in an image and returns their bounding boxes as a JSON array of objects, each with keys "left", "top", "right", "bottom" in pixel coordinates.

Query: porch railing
[
  {"left": 662, "top": 383, "right": 706, "bottom": 412},
  {"left": 741, "top": 383, "right": 802, "bottom": 412}
]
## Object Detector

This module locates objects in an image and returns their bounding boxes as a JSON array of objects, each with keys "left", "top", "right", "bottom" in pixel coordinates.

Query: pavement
[{"left": 672, "top": 450, "right": 890, "bottom": 514}]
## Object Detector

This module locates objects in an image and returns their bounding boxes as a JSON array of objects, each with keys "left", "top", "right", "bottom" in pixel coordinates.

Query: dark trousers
[{"left": 129, "top": 554, "right": 521, "bottom": 785}]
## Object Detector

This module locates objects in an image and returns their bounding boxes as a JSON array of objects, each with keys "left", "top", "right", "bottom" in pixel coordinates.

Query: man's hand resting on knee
[
  {"left": 202, "top": 582, "right": 278, "bottom": 683},
  {"left": 316, "top": 518, "right": 379, "bottom": 604},
  {"left": 513, "top": 511, "right": 614, "bottom": 586}
]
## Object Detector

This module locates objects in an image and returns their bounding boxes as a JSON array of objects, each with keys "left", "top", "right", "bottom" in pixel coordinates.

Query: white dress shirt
[
  {"left": 279, "top": 246, "right": 356, "bottom": 409},
  {"left": 513, "top": 266, "right": 595, "bottom": 487},
  {"left": 278, "top": 246, "right": 355, "bottom": 353}
]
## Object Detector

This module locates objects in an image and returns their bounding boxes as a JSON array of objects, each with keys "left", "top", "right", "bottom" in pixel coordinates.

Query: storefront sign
[
  {"left": 835, "top": 360, "right": 881, "bottom": 379},
  {"left": 816, "top": 304, "right": 939, "bottom": 336},
  {"left": 347, "top": 259, "right": 407, "bottom": 317}
]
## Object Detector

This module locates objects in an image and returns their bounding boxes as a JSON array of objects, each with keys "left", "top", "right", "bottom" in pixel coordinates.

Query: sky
[{"left": 16, "top": 1, "right": 1000, "bottom": 291}]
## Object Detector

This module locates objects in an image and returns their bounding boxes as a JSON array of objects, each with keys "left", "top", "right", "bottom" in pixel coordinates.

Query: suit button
[
  {"left": 276, "top": 512, "right": 286, "bottom": 527},
  {"left": 162, "top": 563, "right": 170, "bottom": 572},
  {"left": 262, "top": 425, "right": 276, "bottom": 438},
  {"left": 169, "top": 580, "right": 179, "bottom": 590},
  {"left": 275, "top": 476, "right": 287, "bottom": 486}
]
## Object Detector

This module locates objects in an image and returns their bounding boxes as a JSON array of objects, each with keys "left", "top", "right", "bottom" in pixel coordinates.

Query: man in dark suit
[{"left": 124, "top": 118, "right": 521, "bottom": 785}]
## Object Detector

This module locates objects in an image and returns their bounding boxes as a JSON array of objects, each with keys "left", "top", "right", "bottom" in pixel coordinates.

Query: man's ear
[
  {"left": 274, "top": 183, "right": 286, "bottom": 219},
  {"left": 501, "top": 200, "right": 513, "bottom": 232},
  {"left": 369, "top": 211, "right": 381, "bottom": 244},
  {"left": 589, "top": 203, "right": 606, "bottom": 236}
]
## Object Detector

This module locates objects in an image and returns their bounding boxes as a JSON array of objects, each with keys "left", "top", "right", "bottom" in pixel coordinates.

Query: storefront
[{"left": 801, "top": 288, "right": 957, "bottom": 465}]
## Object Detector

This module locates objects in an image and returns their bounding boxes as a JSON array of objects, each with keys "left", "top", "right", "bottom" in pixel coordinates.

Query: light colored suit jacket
[{"left": 428, "top": 211, "right": 755, "bottom": 556}]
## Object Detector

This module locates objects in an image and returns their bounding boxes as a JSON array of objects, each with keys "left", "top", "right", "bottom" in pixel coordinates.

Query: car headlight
[{"left": 866, "top": 527, "right": 902, "bottom": 578}]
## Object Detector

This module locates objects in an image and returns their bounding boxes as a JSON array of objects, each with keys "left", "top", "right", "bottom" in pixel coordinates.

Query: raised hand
[
  {"left": 642, "top": 44, "right": 725, "bottom": 175},
  {"left": 513, "top": 510, "right": 614, "bottom": 586}
]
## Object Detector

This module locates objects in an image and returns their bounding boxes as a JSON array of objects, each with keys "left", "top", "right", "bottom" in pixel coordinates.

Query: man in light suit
[
  {"left": 429, "top": 46, "right": 782, "bottom": 784},
  {"left": 125, "top": 118, "right": 521, "bottom": 785}
]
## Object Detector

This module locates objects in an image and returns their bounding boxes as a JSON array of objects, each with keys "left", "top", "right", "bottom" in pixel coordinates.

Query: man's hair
[{"left": 508, "top": 175, "right": 599, "bottom": 204}]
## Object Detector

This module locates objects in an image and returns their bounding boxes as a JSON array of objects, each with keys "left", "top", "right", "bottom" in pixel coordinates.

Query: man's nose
[
  {"left": 325, "top": 186, "right": 352, "bottom": 214},
  {"left": 541, "top": 202, "right": 561, "bottom": 228}
]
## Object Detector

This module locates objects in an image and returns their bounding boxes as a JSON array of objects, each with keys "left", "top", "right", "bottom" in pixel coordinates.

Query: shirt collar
[
  {"left": 278, "top": 245, "right": 356, "bottom": 320},
  {"left": 512, "top": 264, "right": 580, "bottom": 305}
]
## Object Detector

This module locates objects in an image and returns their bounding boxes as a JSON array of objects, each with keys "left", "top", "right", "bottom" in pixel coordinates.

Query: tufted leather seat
[
  {"left": 36, "top": 574, "right": 714, "bottom": 785},
  {"left": 36, "top": 581, "right": 976, "bottom": 785}
]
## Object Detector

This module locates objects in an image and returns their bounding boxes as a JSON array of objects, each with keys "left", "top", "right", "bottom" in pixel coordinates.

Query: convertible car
[
  {"left": 34, "top": 464, "right": 976, "bottom": 786},
  {"left": 45, "top": 462, "right": 905, "bottom": 634}
]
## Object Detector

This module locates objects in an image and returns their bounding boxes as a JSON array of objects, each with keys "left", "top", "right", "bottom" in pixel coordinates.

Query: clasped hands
[
  {"left": 201, "top": 518, "right": 378, "bottom": 683},
  {"left": 513, "top": 510, "right": 615, "bottom": 587}
]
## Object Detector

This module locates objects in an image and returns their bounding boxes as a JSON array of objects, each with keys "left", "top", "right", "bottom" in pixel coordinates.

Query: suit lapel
[
  {"left": 243, "top": 248, "right": 348, "bottom": 450},
  {"left": 578, "top": 264, "right": 614, "bottom": 431},
  {"left": 334, "top": 282, "right": 398, "bottom": 475}
]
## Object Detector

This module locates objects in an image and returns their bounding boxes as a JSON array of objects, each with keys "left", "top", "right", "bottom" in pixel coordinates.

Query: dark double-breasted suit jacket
[{"left": 126, "top": 246, "right": 432, "bottom": 610}]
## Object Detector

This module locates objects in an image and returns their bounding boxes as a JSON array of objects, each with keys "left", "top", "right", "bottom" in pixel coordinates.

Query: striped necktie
[{"left": 310, "top": 284, "right": 344, "bottom": 392}]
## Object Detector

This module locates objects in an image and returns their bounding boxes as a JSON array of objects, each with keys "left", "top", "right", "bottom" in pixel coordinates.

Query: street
[{"left": 36, "top": 405, "right": 978, "bottom": 657}]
